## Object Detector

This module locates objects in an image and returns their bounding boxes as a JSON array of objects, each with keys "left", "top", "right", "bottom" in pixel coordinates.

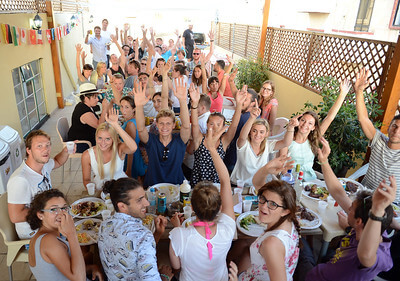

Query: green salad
[{"left": 240, "top": 214, "right": 257, "bottom": 231}]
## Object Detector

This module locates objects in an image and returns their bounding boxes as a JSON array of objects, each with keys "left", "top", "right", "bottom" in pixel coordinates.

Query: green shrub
[{"left": 235, "top": 57, "right": 269, "bottom": 92}]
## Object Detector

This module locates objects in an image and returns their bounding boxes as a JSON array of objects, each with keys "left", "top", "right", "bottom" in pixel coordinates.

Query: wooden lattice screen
[
  {"left": 264, "top": 28, "right": 396, "bottom": 99},
  {"left": 0, "top": 0, "right": 46, "bottom": 13},
  {"left": 214, "top": 22, "right": 261, "bottom": 60}
]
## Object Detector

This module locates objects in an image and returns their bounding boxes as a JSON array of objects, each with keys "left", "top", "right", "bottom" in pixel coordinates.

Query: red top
[{"left": 208, "top": 91, "right": 223, "bottom": 113}]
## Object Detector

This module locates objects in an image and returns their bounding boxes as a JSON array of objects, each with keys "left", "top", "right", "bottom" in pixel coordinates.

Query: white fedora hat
[{"left": 78, "top": 83, "right": 98, "bottom": 96}]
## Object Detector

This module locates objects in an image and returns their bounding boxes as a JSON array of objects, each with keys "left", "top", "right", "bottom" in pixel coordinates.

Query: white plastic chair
[
  {"left": 56, "top": 117, "right": 92, "bottom": 182},
  {"left": 268, "top": 117, "right": 289, "bottom": 141},
  {"left": 347, "top": 163, "right": 369, "bottom": 181},
  {"left": 0, "top": 193, "right": 30, "bottom": 281}
]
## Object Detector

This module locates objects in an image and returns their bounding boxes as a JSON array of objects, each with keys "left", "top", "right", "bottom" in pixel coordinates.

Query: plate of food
[
  {"left": 296, "top": 206, "right": 322, "bottom": 230},
  {"left": 75, "top": 218, "right": 102, "bottom": 246},
  {"left": 236, "top": 211, "right": 267, "bottom": 237},
  {"left": 302, "top": 183, "right": 329, "bottom": 201},
  {"left": 338, "top": 178, "right": 364, "bottom": 195},
  {"left": 142, "top": 214, "right": 156, "bottom": 233},
  {"left": 71, "top": 197, "right": 106, "bottom": 218},
  {"left": 148, "top": 183, "right": 179, "bottom": 204}
]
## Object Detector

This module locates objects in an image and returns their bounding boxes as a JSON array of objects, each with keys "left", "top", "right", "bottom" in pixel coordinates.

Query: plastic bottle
[
  {"left": 293, "top": 171, "right": 304, "bottom": 205},
  {"left": 281, "top": 169, "right": 295, "bottom": 186},
  {"left": 147, "top": 188, "right": 157, "bottom": 214},
  {"left": 180, "top": 180, "right": 191, "bottom": 203}
]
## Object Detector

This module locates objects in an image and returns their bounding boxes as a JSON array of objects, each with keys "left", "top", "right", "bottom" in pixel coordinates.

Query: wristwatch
[{"left": 368, "top": 210, "right": 387, "bottom": 222}]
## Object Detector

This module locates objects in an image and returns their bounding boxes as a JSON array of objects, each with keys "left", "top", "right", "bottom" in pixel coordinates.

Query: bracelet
[
  {"left": 160, "top": 274, "right": 170, "bottom": 281},
  {"left": 210, "top": 40, "right": 214, "bottom": 42},
  {"left": 317, "top": 160, "right": 329, "bottom": 166},
  {"left": 191, "top": 105, "right": 198, "bottom": 109}
]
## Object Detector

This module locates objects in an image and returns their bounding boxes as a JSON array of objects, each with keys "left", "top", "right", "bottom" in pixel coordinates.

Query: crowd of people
[{"left": 6, "top": 19, "right": 400, "bottom": 281}]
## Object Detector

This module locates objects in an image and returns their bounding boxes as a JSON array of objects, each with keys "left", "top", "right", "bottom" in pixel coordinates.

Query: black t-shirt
[
  {"left": 183, "top": 29, "right": 194, "bottom": 48},
  {"left": 68, "top": 102, "right": 98, "bottom": 146}
]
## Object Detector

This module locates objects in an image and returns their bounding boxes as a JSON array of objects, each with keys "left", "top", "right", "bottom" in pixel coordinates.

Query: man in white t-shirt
[
  {"left": 7, "top": 130, "right": 71, "bottom": 239},
  {"left": 100, "top": 18, "right": 118, "bottom": 69}
]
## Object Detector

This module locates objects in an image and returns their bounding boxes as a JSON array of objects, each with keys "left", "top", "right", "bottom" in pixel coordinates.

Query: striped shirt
[{"left": 362, "top": 130, "right": 400, "bottom": 202}]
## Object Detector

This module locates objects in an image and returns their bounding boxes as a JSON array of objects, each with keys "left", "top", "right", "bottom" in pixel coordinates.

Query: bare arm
[
  {"left": 142, "top": 27, "right": 155, "bottom": 58},
  {"left": 260, "top": 237, "right": 288, "bottom": 281},
  {"left": 274, "top": 116, "right": 297, "bottom": 151},
  {"left": 188, "top": 84, "right": 203, "bottom": 149},
  {"left": 161, "top": 58, "right": 172, "bottom": 109},
  {"left": 8, "top": 203, "right": 29, "bottom": 223},
  {"left": 355, "top": 68, "right": 376, "bottom": 140},
  {"left": 111, "top": 35, "right": 126, "bottom": 73},
  {"left": 204, "top": 127, "right": 235, "bottom": 220},
  {"left": 204, "top": 30, "right": 215, "bottom": 63},
  {"left": 228, "top": 68, "right": 239, "bottom": 98},
  {"left": 174, "top": 77, "right": 191, "bottom": 143},
  {"left": 218, "top": 73, "right": 229, "bottom": 95},
  {"left": 81, "top": 151, "right": 91, "bottom": 188},
  {"left": 53, "top": 147, "right": 69, "bottom": 169},
  {"left": 236, "top": 104, "right": 260, "bottom": 149},
  {"left": 80, "top": 99, "right": 109, "bottom": 129},
  {"left": 75, "top": 44, "right": 86, "bottom": 82},
  {"left": 317, "top": 137, "right": 352, "bottom": 212},
  {"left": 268, "top": 105, "right": 278, "bottom": 136},
  {"left": 199, "top": 54, "right": 208, "bottom": 94},
  {"left": 358, "top": 176, "right": 396, "bottom": 268},
  {"left": 150, "top": 27, "right": 156, "bottom": 47},
  {"left": 133, "top": 83, "right": 150, "bottom": 144},
  {"left": 84, "top": 30, "right": 90, "bottom": 44},
  {"left": 320, "top": 79, "right": 350, "bottom": 135}
]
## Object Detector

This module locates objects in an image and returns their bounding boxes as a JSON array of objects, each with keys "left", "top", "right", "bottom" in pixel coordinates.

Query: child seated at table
[{"left": 169, "top": 126, "right": 236, "bottom": 281}]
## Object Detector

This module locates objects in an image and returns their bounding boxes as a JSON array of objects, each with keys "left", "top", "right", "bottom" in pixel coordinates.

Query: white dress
[{"left": 88, "top": 147, "right": 127, "bottom": 189}]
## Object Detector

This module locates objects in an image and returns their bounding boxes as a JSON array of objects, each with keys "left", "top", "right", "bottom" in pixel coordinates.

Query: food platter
[
  {"left": 75, "top": 218, "right": 102, "bottom": 246},
  {"left": 296, "top": 206, "right": 322, "bottom": 230},
  {"left": 236, "top": 211, "right": 267, "bottom": 237},
  {"left": 338, "top": 178, "right": 364, "bottom": 195},
  {"left": 392, "top": 203, "right": 400, "bottom": 223},
  {"left": 142, "top": 214, "right": 156, "bottom": 233},
  {"left": 71, "top": 197, "right": 106, "bottom": 218},
  {"left": 302, "top": 182, "right": 329, "bottom": 201},
  {"left": 148, "top": 183, "right": 179, "bottom": 204}
]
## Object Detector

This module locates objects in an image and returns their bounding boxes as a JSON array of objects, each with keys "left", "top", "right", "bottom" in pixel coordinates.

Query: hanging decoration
[{"left": 0, "top": 12, "right": 81, "bottom": 46}]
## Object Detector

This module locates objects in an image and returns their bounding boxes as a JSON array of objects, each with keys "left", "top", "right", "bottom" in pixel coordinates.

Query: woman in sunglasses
[
  {"left": 27, "top": 189, "right": 103, "bottom": 281},
  {"left": 236, "top": 156, "right": 300, "bottom": 281}
]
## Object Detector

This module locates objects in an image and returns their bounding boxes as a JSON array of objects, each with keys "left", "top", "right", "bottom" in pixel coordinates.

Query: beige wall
[
  {"left": 0, "top": 13, "right": 57, "bottom": 137},
  {"left": 269, "top": 72, "right": 323, "bottom": 118}
]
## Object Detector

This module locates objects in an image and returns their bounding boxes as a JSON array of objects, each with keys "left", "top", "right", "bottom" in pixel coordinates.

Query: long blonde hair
[
  {"left": 95, "top": 123, "right": 119, "bottom": 179},
  {"left": 247, "top": 119, "right": 269, "bottom": 154}
]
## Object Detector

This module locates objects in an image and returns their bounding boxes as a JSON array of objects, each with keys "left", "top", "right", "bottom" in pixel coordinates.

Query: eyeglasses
[
  {"left": 162, "top": 147, "right": 169, "bottom": 161},
  {"left": 41, "top": 206, "right": 70, "bottom": 214},
  {"left": 193, "top": 53, "right": 200, "bottom": 55},
  {"left": 363, "top": 195, "right": 372, "bottom": 211},
  {"left": 258, "top": 195, "right": 285, "bottom": 210}
]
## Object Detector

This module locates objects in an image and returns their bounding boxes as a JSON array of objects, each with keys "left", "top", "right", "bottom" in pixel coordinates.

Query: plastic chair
[
  {"left": 347, "top": 163, "right": 369, "bottom": 181},
  {"left": 268, "top": 117, "right": 289, "bottom": 141},
  {"left": 56, "top": 117, "right": 92, "bottom": 182},
  {"left": 0, "top": 193, "right": 30, "bottom": 281}
]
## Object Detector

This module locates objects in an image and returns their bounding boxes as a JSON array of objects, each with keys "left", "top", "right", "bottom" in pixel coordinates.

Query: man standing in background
[{"left": 182, "top": 23, "right": 195, "bottom": 61}]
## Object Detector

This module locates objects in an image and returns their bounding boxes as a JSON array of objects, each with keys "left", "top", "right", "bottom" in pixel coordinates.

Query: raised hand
[
  {"left": 372, "top": 176, "right": 397, "bottom": 214},
  {"left": 229, "top": 68, "right": 238, "bottom": 83},
  {"left": 317, "top": 137, "right": 331, "bottom": 164},
  {"left": 264, "top": 155, "right": 294, "bottom": 175},
  {"left": 81, "top": 51, "right": 87, "bottom": 60},
  {"left": 105, "top": 107, "right": 119, "bottom": 127},
  {"left": 75, "top": 43, "right": 83, "bottom": 53},
  {"left": 226, "top": 54, "right": 233, "bottom": 64},
  {"left": 340, "top": 78, "right": 351, "bottom": 95},
  {"left": 204, "top": 126, "right": 226, "bottom": 151},
  {"left": 174, "top": 29, "right": 180, "bottom": 36},
  {"left": 110, "top": 34, "right": 117, "bottom": 44},
  {"left": 354, "top": 67, "right": 370, "bottom": 93},
  {"left": 133, "top": 83, "right": 150, "bottom": 106},
  {"left": 288, "top": 114, "right": 301, "bottom": 129},
  {"left": 208, "top": 29, "right": 215, "bottom": 41},
  {"left": 249, "top": 98, "right": 261, "bottom": 118},
  {"left": 235, "top": 84, "right": 247, "bottom": 106},
  {"left": 173, "top": 77, "right": 187, "bottom": 101},
  {"left": 141, "top": 25, "right": 147, "bottom": 35},
  {"left": 164, "top": 57, "right": 172, "bottom": 73},
  {"left": 189, "top": 83, "right": 200, "bottom": 105},
  {"left": 124, "top": 23, "right": 130, "bottom": 31}
]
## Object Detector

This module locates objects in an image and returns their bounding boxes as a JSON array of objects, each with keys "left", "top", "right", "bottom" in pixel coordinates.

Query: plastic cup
[
  {"left": 86, "top": 183, "right": 95, "bottom": 196},
  {"left": 318, "top": 201, "right": 328, "bottom": 213},
  {"left": 327, "top": 196, "right": 335, "bottom": 208},
  {"left": 234, "top": 188, "right": 243, "bottom": 195},
  {"left": 101, "top": 210, "right": 111, "bottom": 220},
  {"left": 243, "top": 200, "right": 252, "bottom": 212},
  {"left": 66, "top": 141, "right": 75, "bottom": 154},
  {"left": 183, "top": 206, "right": 192, "bottom": 219},
  {"left": 237, "top": 180, "right": 245, "bottom": 189}
]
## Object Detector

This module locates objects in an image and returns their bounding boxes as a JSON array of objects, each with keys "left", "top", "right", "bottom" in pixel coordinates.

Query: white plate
[
  {"left": 75, "top": 218, "right": 102, "bottom": 246},
  {"left": 338, "top": 178, "right": 364, "bottom": 194},
  {"left": 148, "top": 183, "right": 179, "bottom": 204},
  {"left": 142, "top": 214, "right": 157, "bottom": 233},
  {"left": 236, "top": 211, "right": 267, "bottom": 237},
  {"left": 70, "top": 197, "right": 106, "bottom": 218},
  {"left": 392, "top": 203, "right": 400, "bottom": 216},
  {"left": 302, "top": 182, "right": 329, "bottom": 201},
  {"left": 182, "top": 216, "right": 197, "bottom": 228},
  {"left": 297, "top": 208, "right": 322, "bottom": 230}
]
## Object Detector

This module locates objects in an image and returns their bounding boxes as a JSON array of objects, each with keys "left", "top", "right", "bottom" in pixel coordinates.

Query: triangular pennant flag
[
  {"left": 6, "top": 24, "right": 13, "bottom": 44},
  {"left": 1, "top": 24, "right": 8, "bottom": 43},
  {"left": 66, "top": 23, "right": 70, "bottom": 35},
  {"left": 29, "top": 29, "right": 37, "bottom": 45},
  {"left": 63, "top": 24, "right": 67, "bottom": 36},
  {"left": 20, "top": 28, "right": 27, "bottom": 44},
  {"left": 51, "top": 28, "right": 55, "bottom": 40},
  {"left": 17, "top": 27, "right": 21, "bottom": 45},
  {"left": 56, "top": 26, "right": 62, "bottom": 40},
  {"left": 37, "top": 30, "right": 43, "bottom": 45},
  {"left": 46, "top": 29, "right": 51, "bottom": 44},
  {"left": 12, "top": 26, "right": 18, "bottom": 46}
]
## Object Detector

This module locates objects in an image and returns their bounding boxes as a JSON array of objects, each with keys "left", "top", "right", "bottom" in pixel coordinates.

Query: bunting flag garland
[
  {"left": 37, "top": 30, "right": 43, "bottom": 45},
  {"left": 12, "top": 26, "right": 18, "bottom": 46},
  {"left": 17, "top": 27, "right": 21, "bottom": 45},
  {"left": 29, "top": 29, "right": 37, "bottom": 45},
  {"left": 46, "top": 29, "right": 51, "bottom": 44},
  {"left": 20, "top": 28, "right": 27, "bottom": 44},
  {"left": 51, "top": 28, "right": 55, "bottom": 40},
  {"left": 4, "top": 24, "right": 13, "bottom": 44},
  {"left": 56, "top": 26, "right": 62, "bottom": 40},
  {"left": 1, "top": 24, "right": 8, "bottom": 43}
]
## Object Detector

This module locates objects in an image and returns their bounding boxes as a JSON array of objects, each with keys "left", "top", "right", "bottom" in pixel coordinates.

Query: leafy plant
[
  {"left": 300, "top": 76, "right": 383, "bottom": 175},
  {"left": 235, "top": 57, "right": 269, "bottom": 92}
]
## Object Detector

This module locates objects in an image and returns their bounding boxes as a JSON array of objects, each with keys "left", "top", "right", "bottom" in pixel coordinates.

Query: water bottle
[
  {"left": 281, "top": 169, "right": 295, "bottom": 186},
  {"left": 147, "top": 188, "right": 157, "bottom": 214},
  {"left": 293, "top": 171, "right": 304, "bottom": 205},
  {"left": 180, "top": 180, "right": 191, "bottom": 203}
]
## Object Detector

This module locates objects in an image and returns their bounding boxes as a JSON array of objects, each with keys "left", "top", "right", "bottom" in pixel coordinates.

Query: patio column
[
  {"left": 258, "top": 0, "right": 271, "bottom": 58},
  {"left": 379, "top": 34, "right": 400, "bottom": 133},
  {"left": 46, "top": 0, "right": 64, "bottom": 108}
]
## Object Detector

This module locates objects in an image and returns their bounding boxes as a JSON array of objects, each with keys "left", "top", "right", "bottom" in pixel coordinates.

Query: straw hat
[{"left": 78, "top": 83, "right": 98, "bottom": 96}]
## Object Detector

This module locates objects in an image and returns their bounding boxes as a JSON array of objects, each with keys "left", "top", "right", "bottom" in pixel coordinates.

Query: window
[
  {"left": 12, "top": 60, "right": 47, "bottom": 137},
  {"left": 354, "top": 0, "right": 375, "bottom": 31},
  {"left": 390, "top": 0, "right": 400, "bottom": 29}
]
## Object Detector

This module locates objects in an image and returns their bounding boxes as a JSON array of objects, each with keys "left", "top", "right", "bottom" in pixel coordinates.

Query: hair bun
[{"left": 103, "top": 179, "right": 116, "bottom": 194}]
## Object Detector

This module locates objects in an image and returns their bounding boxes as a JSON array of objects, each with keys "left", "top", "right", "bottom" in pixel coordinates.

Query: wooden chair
[
  {"left": 0, "top": 193, "right": 30, "bottom": 281},
  {"left": 56, "top": 117, "right": 92, "bottom": 182}
]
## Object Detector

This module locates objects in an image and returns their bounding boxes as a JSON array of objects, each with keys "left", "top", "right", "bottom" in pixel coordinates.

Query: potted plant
[
  {"left": 300, "top": 76, "right": 382, "bottom": 177},
  {"left": 235, "top": 57, "right": 269, "bottom": 92}
]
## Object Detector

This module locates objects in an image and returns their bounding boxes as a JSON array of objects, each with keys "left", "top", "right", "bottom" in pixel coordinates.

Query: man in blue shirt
[{"left": 85, "top": 26, "right": 108, "bottom": 69}]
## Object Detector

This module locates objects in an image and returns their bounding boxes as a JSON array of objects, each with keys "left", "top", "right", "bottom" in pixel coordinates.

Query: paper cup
[
  {"left": 86, "top": 183, "right": 95, "bottom": 195},
  {"left": 318, "top": 201, "right": 328, "bottom": 213},
  {"left": 66, "top": 141, "right": 75, "bottom": 154},
  {"left": 101, "top": 210, "right": 112, "bottom": 220},
  {"left": 183, "top": 206, "right": 192, "bottom": 220},
  {"left": 243, "top": 200, "right": 252, "bottom": 212}
]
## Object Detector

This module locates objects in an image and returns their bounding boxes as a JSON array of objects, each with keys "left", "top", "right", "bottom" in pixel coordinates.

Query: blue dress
[{"left": 122, "top": 118, "right": 147, "bottom": 178}]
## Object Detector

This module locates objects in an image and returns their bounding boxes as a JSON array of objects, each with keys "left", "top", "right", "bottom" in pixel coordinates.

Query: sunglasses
[
  {"left": 258, "top": 195, "right": 285, "bottom": 210},
  {"left": 141, "top": 63, "right": 147, "bottom": 66},
  {"left": 162, "top": 147, "right": 169, "bottom": 161},
  {"left": 193, "top": 53, "right": 200, "bottom": 55}
]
